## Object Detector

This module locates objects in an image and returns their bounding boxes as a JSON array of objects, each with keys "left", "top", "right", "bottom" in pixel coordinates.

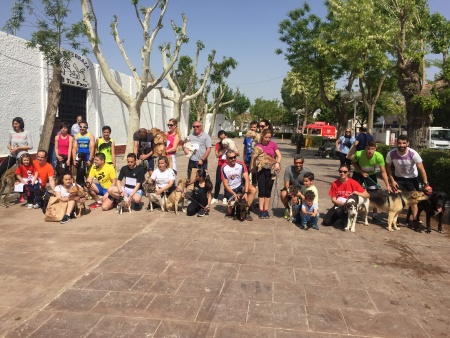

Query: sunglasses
[
  {"left": 80, "top": 126, "right": 88, "bottom": 129},
  {"left": 259, "top": 125, "right": 266, "bottom": 128},
  {"left": 167, "top": 124, "right": 174, "bottom": 127},
  {"left": 227, "top": 156, "right": 237, "bottom": 160},
  {"left": 339, "top": 170, "right": 349, "bottom": 173},
  {"left": 193, "top": 125, "right": 201, "bottom": 128}
]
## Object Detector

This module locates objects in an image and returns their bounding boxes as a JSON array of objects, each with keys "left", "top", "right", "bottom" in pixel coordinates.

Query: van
[{"left": 427, "top": 127, "right": 450, "bottom": 149}]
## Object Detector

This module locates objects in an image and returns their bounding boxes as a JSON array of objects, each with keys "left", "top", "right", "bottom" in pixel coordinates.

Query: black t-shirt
[
  {"left": 118, "top": 165, "right": 145, "bottom": 188},
  {"left": 356, "top": 133, "right": 374, "bottom": 151},
  {"left": 133, "top": 131, "right": 154, "bottom": 155}
]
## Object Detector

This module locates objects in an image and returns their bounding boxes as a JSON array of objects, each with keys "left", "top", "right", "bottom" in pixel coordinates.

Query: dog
[
  {"left": 143, "top": 179, "right": 167, "bottom": 211},
  {"left": 183, "top": 137, "right": 196, "bottom": 159},
  {"left": 221, "top": 138, "right": 239, "bottom": 153},
  {"left": 67, "top": 184, "right": 89, "bottom": 218},
  {"left": 406, "top": 191, "right": 447, "bottom": 233},
  {"left": 344, "top": 193, "right": 370, "bottom": 232},
  {"left": 286, "top": 185, "right": 300, "bottom": 223},
  {"left": 165, "top": 178, "right": 187, "bottom": 214},
  {"left": 153, "top": 144, "right": 167, "bottom": 157},
  {"left": 0, "top": 169, "right": 17, "bottom": 207},
  {"left": 75, "top": 153, "right": 89, "bottom": 187},
  {"left": 231, "top": 193, "right": 249, "bottom": 221},
  {"left": 117, "top": 195, "right": 132, "bottom": 214},
  {"left": 250, "top": 146, "right": 278, "bottom": 174},
  {"left": 369, "top": 190, "right": 429, "bottom": 231},
  {"left": 34, "top": 186, "right": 54, "bottom": 214},
  {"left": 55, "top": 155, "right": 70, "bottom": 184},
  {"left": 245, "top": 130, "right": 261, "bottom": 144}
]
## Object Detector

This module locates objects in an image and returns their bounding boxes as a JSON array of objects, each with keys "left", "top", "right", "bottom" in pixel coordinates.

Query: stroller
[{"left": 316, "top": 138, "right": 336, "bottom": 158}]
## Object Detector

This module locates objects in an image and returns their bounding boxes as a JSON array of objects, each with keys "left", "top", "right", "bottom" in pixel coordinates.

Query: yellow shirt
[{"left": 88, "top": 163, "right": 116, "bottom": 189}]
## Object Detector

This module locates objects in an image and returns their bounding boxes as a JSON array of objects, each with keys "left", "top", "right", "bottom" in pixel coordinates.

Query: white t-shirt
[
  {"left": 54, "top": 183, "right": 79, "bottom": 198},
  {"left": 150, "top": 168, "right": 176, "bottom": 189}
]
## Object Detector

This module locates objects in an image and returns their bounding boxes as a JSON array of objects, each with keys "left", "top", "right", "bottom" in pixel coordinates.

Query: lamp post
[
  {"left": 291, "top": 108, "right": 306, "bottom": 133},
  {"left": 340, "top": 90, "right": 362, "bottom": 136}
]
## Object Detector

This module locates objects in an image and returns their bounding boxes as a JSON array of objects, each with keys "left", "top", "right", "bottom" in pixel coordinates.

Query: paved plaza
[{"left": 0, "top": 138, "right": 449, "bottom": 337}]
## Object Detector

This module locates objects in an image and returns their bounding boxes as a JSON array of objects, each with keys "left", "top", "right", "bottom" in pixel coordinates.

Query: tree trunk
[
  {"left": 38, "top": 64, "right": 62, "bottom": 152},
  {"left": 173, "top": 100, "right": 182, "bottom": 120},
  {"left": 208, "top": 106, "right": 218, "bottom": 136},
  {"left": 126, "top": 104, "right": 141, "bottom": 157},
  {"left": 367, "top": 104, "right": 375, "bottom": 134}
]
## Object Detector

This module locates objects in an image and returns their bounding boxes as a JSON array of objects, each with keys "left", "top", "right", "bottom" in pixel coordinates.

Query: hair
[
  {"left": 359, "top": 126, "right": 367, "bottom": 132},
  {"left": 261, "top": 129, "right": 273, "bottom": 139},
  {"left": 127, "top": 153, "right": 137, "bottom": 160},
  {"left": 260, "top": 119, "right": 273, "bottom": 133},
  {"left": 304, "top": 190, "right": 316, "bottom": 201},
  {"left": 366, "top": 140, "right": 377, "bottom": 148},
  {"left": 226, "top": 149, "right": 236, "bottom": 157},
  {"left": 95, "top": 152, "right": 106, "bottom": 162},
  {"left": 168, "top": 118, "right": 182, "bottom": 138},
  {"left": 19, "top": 153, "right": 32, "bottom": 165},
  {"left": 158, "top": 156, "right": 169, "bottom": 166},
  {"left": 12, "top": 117, "right": 25, "bottom": 130},
  {"left": 102, "top": 126, "right": 111, "bottom": 132},
  {"left": 339, "top": 164, "right": 351, "bottom": 172},
  {"left": 397, "top": 134, "right": 408, "bottom": 142},
  {"left": 218, "top": 130, "right": 227, "bottom": 137},
  {"left": 80, "top": 120, "right": 88, "bottom": 126},
  {"left": 294, "top": 154, "right": 304, "bottom": 163},
  {"left": 197, "top": 168, "right": 213, "bottom": 193},
  {"left": 250, "top": 120, "right": 258, "bottom": 127},
  {"left": 303, "top": 172, "right": 315, "bottom": 181},
  {"left": 60, "top": 122, "right": 70, "bottom": 131},
  {"left": 37, "top": 149, "right": 48, "bottom": 158}
]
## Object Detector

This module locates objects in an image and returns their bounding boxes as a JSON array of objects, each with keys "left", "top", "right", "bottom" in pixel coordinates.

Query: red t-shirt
[
  {"left": 15, "top": 163, "right": 37, "bottom": 181},
  {"left": 328, "top": 178, "right": 365, "bottom": 202},
  {"left": 215, "top": 142, "right": 227, "bottom": 166},
  {"left": 33, "top": 160, "right": 54, "bottom": 186}
]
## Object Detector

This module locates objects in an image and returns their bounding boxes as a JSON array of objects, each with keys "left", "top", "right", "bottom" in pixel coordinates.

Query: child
[
  {"left": 15, "top": 153, "right": 39, "bottom": 209},
  {"left": 300, "top": 190, "right": 319, "bottom": 230},
  {"left": 184, "top": 168, "right": 213, "bottom": 217},
  {"left": 299, "top": 172, "right": 319, "bottom": 205},
  {"left": 95, "top": 126, "right": 116, "bottom": 167}
]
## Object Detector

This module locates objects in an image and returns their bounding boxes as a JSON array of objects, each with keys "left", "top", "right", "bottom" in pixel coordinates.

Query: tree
[
  {"left": 4, "top": 0, "right": 85, "bottom": 152},
  {"left": 80, "top": 0, "right": 188, "bottom": 155},
  {"left": 225, "top": 92, "right": 250, "bottom": 129},
  {"left": 159, "top": 41, "right": 215, "bottom": 120}
]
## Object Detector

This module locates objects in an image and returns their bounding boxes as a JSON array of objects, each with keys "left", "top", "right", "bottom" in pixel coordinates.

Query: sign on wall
[{"left": 61, "top": 52, "right": 92, "bottom": 89}]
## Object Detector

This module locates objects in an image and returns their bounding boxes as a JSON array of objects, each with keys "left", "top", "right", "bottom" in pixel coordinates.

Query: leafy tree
[
  {"left": 80, "top": 0, "right": 188, "bottom": 155},
  {"left": 250, "top": 98, "right": 283, "bottom": 125},
  {"left": 4, "top": 0, "right": 85, "bottom": 151}
]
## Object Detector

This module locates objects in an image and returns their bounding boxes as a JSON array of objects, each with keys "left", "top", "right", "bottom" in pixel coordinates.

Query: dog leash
[{"left": 362, "top": 175, "right": 381, "bottom": 189}]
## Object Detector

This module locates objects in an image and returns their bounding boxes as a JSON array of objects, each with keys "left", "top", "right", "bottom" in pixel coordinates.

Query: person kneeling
[
  {"left": 299, "top": 190, "right": 319, "bottom": 230},
  {"left": 184, "top": 168, "right": 212, "bottom": 217}
]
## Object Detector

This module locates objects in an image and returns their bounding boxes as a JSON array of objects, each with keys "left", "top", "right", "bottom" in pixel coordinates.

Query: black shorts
[
  {"left": 224, "top": 185, "right": 244, "bottom": 200},
  {"left": 394, "top": 176, "right": 419, "bottom": 191}
]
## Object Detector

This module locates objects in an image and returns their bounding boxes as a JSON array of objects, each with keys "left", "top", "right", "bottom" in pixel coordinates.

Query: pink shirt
[
  {"left": 256, "top": 141, "right": 279, "bottom": 158},
  {"left": 166, "top": 133, "right": 176, "bottom": 155}
]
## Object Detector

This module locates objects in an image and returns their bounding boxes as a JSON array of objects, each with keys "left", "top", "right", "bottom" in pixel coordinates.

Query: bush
[
  {"left": 225, "top": 131, "right": 240, "bottom": 138},
  {"left": 433, "top": 157, "right": 450, "bottom": 194},
  {"left": 273, "top": 132, "right": 293, "bottom": 140},
  {"left": 376, "top": 144, "right": 392, "bottom": 159}
]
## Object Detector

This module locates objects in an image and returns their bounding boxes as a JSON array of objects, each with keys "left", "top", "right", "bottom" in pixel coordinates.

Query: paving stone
[
  {"left": 85, "top": 316, "right": 161, "bottom": 337},
  {"left": 213, "top": 324, "right": 275, "bottom": 338},
  {"left": 153, "top": 320, "right": 216, "bottom": 338},
  {"left": 196, "top": 297, "right": 249, "bottom": 324},
  {"left": 46, "top": 289, "right": 108, "bottom": 312},
  {"left": 305, "top": 305, "right": 348, "bottom": 334},
  {"left": 247, "top": 301, "right": 307, "bottom": 330},
  {"left": 145, "top": 294, "right": 205, "bottom": 321}
]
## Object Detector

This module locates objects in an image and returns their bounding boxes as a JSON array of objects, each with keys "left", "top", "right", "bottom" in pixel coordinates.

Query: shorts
[
  {"left": 95, "top": 183, "right": 108, "bottom": 196},
  {"left": 394, "top": 176, "right": 419, "bottom": 191},
  {"left": 224, "top": 185, "right": 244, "bottom": 203},
  {"left": 124, "top": 186, "right": 143, "bottom": 196}
]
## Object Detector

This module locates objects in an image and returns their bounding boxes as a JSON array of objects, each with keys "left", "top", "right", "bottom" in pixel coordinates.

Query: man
[
  {"left": 335, "top": 128, "right": 355, "bottom": 166},
  {"left": 295, "top": 127, "right": 304, "bottom": 154},
  {"left": 352, "top": 140, "right": 392, "bottom": 222},
  {"left": 86, "top": 153, "right": 117, "bottom": 211},
  {"left": 354, "top": 126, "right": 374, "bottom": 151},
  {"left": 280, "top": 155, "right": 312, "bottom": 219},
  {"left": 73, "top": 120, "right": 95, "bottom": 168},
  {"left": 107, "top": 153, "right": 145, "bottom": 211},
  {"left": 33, "top": 149, "right": 56, "bottom": 192},
  {"left": 322, "top": 164, "right": 370, "bottom": 226},
  {"left": 184, "top": 121, "right": 212, "bottom": 179},
  {"left": 221, "top": 150, "right": 254, "bottom": 220},
  {"left": 133, "top": 128, "right": 154, "bottom": 173},
  {"left": 70, "top": 115, "right": 83, "bottom": 136},
  {"left": 385, "top": 134, "right": 429, "bottom": 224}
]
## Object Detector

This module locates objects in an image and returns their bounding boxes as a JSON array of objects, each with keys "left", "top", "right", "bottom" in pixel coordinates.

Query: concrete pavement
[{"left": 0, "top": 138, "right": 449, "bottom": 337}]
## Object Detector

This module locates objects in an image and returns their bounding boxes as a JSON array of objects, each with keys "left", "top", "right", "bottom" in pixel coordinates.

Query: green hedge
[{"left": 418, "top": 149, "right": 450, "bottom": 194}]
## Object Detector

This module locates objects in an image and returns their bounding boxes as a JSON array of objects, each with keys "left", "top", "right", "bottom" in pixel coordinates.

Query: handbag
[{"left": 44, "top": 196, "right": 67, "bottom": 222}]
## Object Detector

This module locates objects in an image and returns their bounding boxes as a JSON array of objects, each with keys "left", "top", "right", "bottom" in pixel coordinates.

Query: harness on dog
[{"left": 386, "top": 191, "right": 406, "bottom": 209}]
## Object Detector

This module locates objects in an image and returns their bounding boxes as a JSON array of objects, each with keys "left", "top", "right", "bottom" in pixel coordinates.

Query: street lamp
[
  {"left": 340, "top": 90, "right": 362, "bottom": 136},
  {"left": 291, "top": 108, "right": 306, "bottom": 133}
]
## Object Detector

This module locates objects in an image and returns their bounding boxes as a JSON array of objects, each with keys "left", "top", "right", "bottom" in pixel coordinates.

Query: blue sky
[{"left": 1, "top": 0, "right": 449, "bottom": 103}]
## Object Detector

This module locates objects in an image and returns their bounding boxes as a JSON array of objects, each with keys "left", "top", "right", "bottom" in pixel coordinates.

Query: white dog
[
  {"left": 117, "top": 195, "right": 132, "bottom": 214},
  {"left": 148, "top": 192, "right": 167, "bottom": 212},
  {"left": 183, "top": 137, "right": 196, "bottom": 159},
  {"left": 344, "top": 193, "right": 370, "bottom": 232},
  {"left": 221, "top": 138, "right": 239, "bottom": 153}
]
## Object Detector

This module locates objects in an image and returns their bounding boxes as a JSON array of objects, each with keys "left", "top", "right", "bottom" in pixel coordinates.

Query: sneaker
[
  {"left": 283, "top": 208, "right": 290, "bottom": 219},
  {"left": 33, "top": 204, "right": 39, "bottom": 209},
  {"left": 70, "top": 212, "right": 77, "bottom": 219},
  {"left": 19, "top": 195, "right": 25, "bottom": 203},
  {"left": 27, "top": 203, "right": 33, "bottom": 209},
  {"left": 264, "top": 211, "right": 270, "bottom": 219},
  {"left": 89, "top": 202, "right": 101, "bottom": 209},
  {"left": 245, "top": 213, "right": 253, "bottom": 221},
  {"left": 211, "top": 198, "right": 218, "bottom": 204},
  {"left": 60, "top": 215, "right": 71, "bottom": 224},
  {"left": 313, "top": 226, "right": 319, "bottom": 230},
  {"left": 222, "top": 198, "right": 228, "bottom": 204},
  {"left": 133, "top": 203, "right": 142, "bottom": 211},
  {"left": 258, "top": 211, "right": 265, "bottom": 219},
  {"left": 197, "top": 210, "right": 205, "bottom": 217},
  {"left": 300, "top": 224, "right": 307, "bottom": 230}
]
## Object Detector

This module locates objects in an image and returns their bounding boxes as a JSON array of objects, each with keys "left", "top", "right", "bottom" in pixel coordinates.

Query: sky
[{"left": 1, "top": 0, "right": 449, "bottom": 104}]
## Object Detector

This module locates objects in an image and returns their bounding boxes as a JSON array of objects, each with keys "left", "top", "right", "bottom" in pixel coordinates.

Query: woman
[
  {"left": 256, "top": 129, "right": 282, "bottom": 219},
  {"left": 54, "top": 173, "right": 87, "bottom": 224},
  {"left": 165, "top": 118, "right": 181, "bottom": 174},
  {"left": 150, "top": 156, "right": 176, "bottom": 198},
  {"left": 0, "top": 117, "right": 33, "bottom": 180},
  {"left": 335, "top": 128, "right": 355, "bottom": 166},
  {"left": 54, "top": 122, "right": 73, "bottom": 172},
  {"left": 211, "top": 130, "right": 240, "bottom": 205},
  {"left": 184, "top": 168, "right": 213, "bottom": 217},
  {"left": 259, "top": 119, "right": 274, "bottom": 134}
]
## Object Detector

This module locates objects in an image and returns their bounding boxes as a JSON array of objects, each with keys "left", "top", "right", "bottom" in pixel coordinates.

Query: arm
[
  {"left": 351, "top": 160, "right": 365, "bottom": 176},
  {"left": 385, "top": 161, "right": 398, "bottom": 190},
  {"left": 353, "top": 189, "right": 370, "bottom": 199},
  {"left": 73, "top": 136, "right": 78, "bottom": 164},
  {"left": 274, "top": 149, "right": 282, "bottom": 171},
  {"left": 67, "top": 136, "right": 73, "bottom": 164},
  {"left": 335, "top": 138, "right": 341, "bottom": 151},
  {"left": 242, "top": 172, "right": 250, "bottom": 201},
  {"left": 157, "top": 179, "right": 174, "bottom": 195},
  {"left": 48, "top": 176, "right": 56, "bottom": 192},
  {"left": 31, "top": 171, "right": 39, "bottom": 185},
  {"left": 55, "top": 135, "right": 61, "bottom": 161},
  {"left": 111, "top": 140, "right": 116, "bottom": 168},
  {"left": 16, "top": 174, "right": 25, "bottom": 184},
  {"left": 331, "top": 196, "right": 345, "bottom": 207},
  {"left": 417, "top": 162, "right": 428, "bottom": 185},
  {"left": 199, "top": 147, "right": 212, "bottom": 166},
  {"left": 88, "top": 134, "right": 95, "bottom": 164},
  {"left": 215, "top": 144, "right": 225, "bottom": 158},
  {"left": 379, "top": 166, "right": 392, "bottom": 192},
  {"left": 222, "top": 178, "right": 235, "bottom": 198},
  {"left": 133, "top": 140, "right": 139, "bottom": 157}
]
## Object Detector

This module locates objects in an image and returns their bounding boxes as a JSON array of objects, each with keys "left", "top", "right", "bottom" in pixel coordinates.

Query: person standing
[
  {"left": 166, "top": 118, "right": 181, "bottom": 174},
  {"left": 70, "top": 115, "right": 83, "bottom": 137},
  {"left": 184, "top": 121, "right": 212, "bottom": 180},
  {"left": 335, "top": 128, "right": 355, "bottom": 166},
  {"left": 385, "top": 135, "right": 429, "bottom": 225},
  {"left": 55, "top": 122, "right": 73, "bottom": 174},
  {"left": 1, "top": 117, "right": 33, "bottom": 180},
  {"left": 354, "top": 127, "right": 374, "bottom": 151},
  {"left": 73, "top": 121, "right": 95, "bottom": 168},
  {"left": 95, "top": 126, "right": 116, "bottom": 167},
  {"left": 255, "top": 129, "right": 282, "bottom": 219},
  {"left": 295, "top": 127, "right": 304, "bottom": 154},
  {"left": 48, "top": 118, "right": 62, "bottom": 168}
]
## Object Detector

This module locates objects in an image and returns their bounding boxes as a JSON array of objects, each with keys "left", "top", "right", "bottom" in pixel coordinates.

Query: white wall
[{"left": 0, "top": 31, "right": 189, "bottom": 157}]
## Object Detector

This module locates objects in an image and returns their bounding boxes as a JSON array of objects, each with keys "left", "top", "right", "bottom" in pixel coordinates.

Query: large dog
[
  {"left": 67, "top": 185, "right": 89, "bottom": 218},
  {"left": 0, "top": 169, "right": 16, "bottom": 207},
  {"left": 165, "top": 178, "right": 187, "bottom": 214},
  {"left": 230, "top": 193, "right": 249, "bottom": 222},
  {"left": 369, "top": 190, "right": 429, "bottom": 231},
  {"left": 344, "top": 193, "right": 370, "bottom": 232},
  {"left": 406, "top": 191, "right": 447, "bottom": 233},
  {"left": 249, "top": 146, "right": 278, "bottom": 174}
]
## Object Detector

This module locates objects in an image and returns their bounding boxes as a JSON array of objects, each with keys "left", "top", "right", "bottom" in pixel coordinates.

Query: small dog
[
  {"left": 406, "top": 191, "right": 447, "bottom": 233},
  {"left": 148, "top": 192, "right": 167, "bottom": 212},
  {"left": 245, "top": 130, "right": 261, "bottom": 144},
  {"left": 344, "top": 193, "right": 370, "bottom": 232},
  {"left": 369, "top": 190, "right": 429, "bottom": 231},
  {"left": 286, "top": 185, "right": 300, "bottom": 223},
  {"left": 153, "top": 143, "right": 167, "bottom": 157},
  {"left": 34, "top": 187, "right": 54, "bottom": 214},
  {"left": 165, "top": 178, "right": 187, "bottom": 214},
  {"left": 75, "top": 153, "right": 89, "bottom": 187},
  {"left": 0, "top": 169, "right": 16, "bottom": 207},
  {"left": 233, "top": 193, "right": 249, "bottom": 221},
  {"left": 117, "top": 195, "right": 132, "bottom": 214},
  {"left": 55, "top": 155, "right": 70, "bottom": 184},
  {"left": 67, "top": 185, "right": 89, "bottom": 218},
  {"left": 221, "top": 138, "right": 239, "bottom": 153},
  {"left": 250, "top": 146, "right": 278, "bottom": 175},
  {"left": 183, "top": 137, "right": 196, "bottom": 159}
]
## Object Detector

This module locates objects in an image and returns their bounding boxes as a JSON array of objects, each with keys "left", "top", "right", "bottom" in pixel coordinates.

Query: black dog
[
  {"left": 34, "top": 187, "right": 55, "bottom": 214},
  {"left": 406, "top": 192, "right": 448, "bottom": 233},
  {"left": 233, "top": 194, "right": 248, "bottom": 222},
  {"left": 55, "top": 155, "right": 70, "bottom": 184},
  {"left": 75, "top": 153, "right": 89, "bottom": 187}
]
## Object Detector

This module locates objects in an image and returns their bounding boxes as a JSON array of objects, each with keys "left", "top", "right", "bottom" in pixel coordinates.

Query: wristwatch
[{"left": 424, "top": 181, "right": 429, "bottom": 185}]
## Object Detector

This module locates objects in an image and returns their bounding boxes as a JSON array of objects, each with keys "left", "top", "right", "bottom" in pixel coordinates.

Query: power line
[{"left": 230, "top": 74, "right": 286, "bottom": 86}]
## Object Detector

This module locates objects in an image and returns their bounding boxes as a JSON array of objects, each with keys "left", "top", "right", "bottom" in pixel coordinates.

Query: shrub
[
  {"left": 376, "top": 144, "right": 392, "bottom": 159},
  {"left": 432, "top": 157, "right": 450, "bottom": 194}
]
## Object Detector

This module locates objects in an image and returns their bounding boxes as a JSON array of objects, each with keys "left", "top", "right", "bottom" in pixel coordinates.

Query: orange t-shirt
[{"left": 33, "top": 160, "right": 54, "bottom": 186}]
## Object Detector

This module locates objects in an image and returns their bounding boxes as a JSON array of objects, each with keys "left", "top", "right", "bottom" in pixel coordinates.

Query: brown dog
[
  {"left": 67, "top": 185, "right": 89, "bottom": 218},
  {"left": 369, "top": 190, "right": 429, "bottom": 231},
  {"left": 166, "top": 178, "right": 187, "bottom": 214},
  {"left": 0, "top": 169, "right": 16, "bottom": 207},
  {"left": 250, "top": 146, "right": 278, "bottom": 174}
]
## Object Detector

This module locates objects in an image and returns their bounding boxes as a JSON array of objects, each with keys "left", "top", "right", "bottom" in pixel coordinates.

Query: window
[{"left": 58, "top": 84, "right": 87, "bottom": 123}]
